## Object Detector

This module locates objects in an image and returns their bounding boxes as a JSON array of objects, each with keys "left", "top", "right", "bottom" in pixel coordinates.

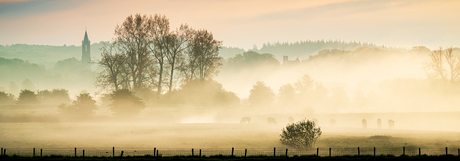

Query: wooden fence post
[
  {"left": 156, "top": 150, "right": 159, "bottom": 157},
  {"left": 3, "top": 149, "right": 5, "bottom": 157},
  {"left": 419, "top": 148, "right": 421, "bottom": 156},
  {"left": 358, "top": 147, "right": 360, "bottom": 156},
  {"left": 112, "top": 147, "right": 114, "bottom": 158},
  {"left": 154, "top": 148, "right": 156, "bottom": 157},
  {"left": 244, "top": 149, "right": 247, "bottom": 159},
  {"left": 317, "top": 148, "right": 319, "bottom": 156},
  {"left": 403, "top": 147, "right": 405, "bottom": 156},
  {"left": 199, "top": 149, "right": 201, "bottom": 159},
  {"left": 192, "top": 148, "right": 194, "bottom": 156},
  {"left": 446, "top": 147, "right": 448, "bottom": 155},
  {"left": 374, "top": 147, "right": 375, "bottom": 157},
  {"left": 33, "top": 148, "right": 35, "bottom": 157},
  {"left": 458, "top": 148, "right": 459, "bottom": 157},
  {"left": 285, "top": 148, "right": 288, "bottom": 158},
  {"left": 274, "top": 147, "right": 276, "bottom": 157},
  {"left": 75, "top": 148, "right": 77, "bottom": 157},
  {"left": 1, "top": 148, "right": 2, "bottom": 156},
  {"left": 83, "top": 150, "right": 85, "bottom": 159},
  {"left": 329, "top": 148, "right": 331, "bottom": 158},
  {"left": 40, "top": 149, "right": 42, "bottom": 158},
  {"left": 232, "top": 147, "right": 234, "bottom": 157}
]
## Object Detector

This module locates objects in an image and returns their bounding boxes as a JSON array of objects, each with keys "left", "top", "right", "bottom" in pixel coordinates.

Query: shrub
[{"left": 280, "top": 119, "right": 322, "bottom": 149}]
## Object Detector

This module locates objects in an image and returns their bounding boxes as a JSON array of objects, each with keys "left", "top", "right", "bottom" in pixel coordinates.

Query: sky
[{"left": 0, "top": 0, "right": 459, "bottom": 50}]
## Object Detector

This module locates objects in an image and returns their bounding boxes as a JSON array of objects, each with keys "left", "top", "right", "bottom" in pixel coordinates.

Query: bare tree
[
  {"left": 97, "top": 44, "right": 126, "bottom": 91},
  {"left": 187, "top": 29, "right": 223, "bottom": 80},
  {"left": 148, "top": 14, "right": 170, "bottom": 95},
  {"left": 164, "top": 24, "right": 192, "bottom": 92},
  {"left": 114, "top": 14, "right": 153, "bottom": 92},
  {"left": 427, "top": 47, "right": 460, "bottom": 81}
]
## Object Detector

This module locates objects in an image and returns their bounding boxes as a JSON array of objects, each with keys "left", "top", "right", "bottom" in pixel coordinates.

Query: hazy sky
[{"left": 0, "top": 0, "right": 459, "bottom": 50}]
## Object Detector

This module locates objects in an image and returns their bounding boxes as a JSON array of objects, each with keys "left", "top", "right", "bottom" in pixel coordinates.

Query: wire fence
[{"left": 0, "top": 147, "right": 459, "bottom": 158}]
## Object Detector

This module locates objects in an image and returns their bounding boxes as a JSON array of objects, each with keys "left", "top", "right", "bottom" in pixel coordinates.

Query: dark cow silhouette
[
  {"left": 267, "top": 117, "right": 277, "bottom": 125},
  {"left": 240, "top": 117, "right": 251, "bottom": 124},
  {"left": 312, "top": 118, "right": 318, "bottom": 125},
  {"left": 388, "top": 119, "right": 395, "bottom": 129},
  {"left": 377, "top": 118, "right": 382, "bottom": 129},
  {"left": 362, "top": 119, "right": 367, "bottom": 129},
  {"left": 330, "top": 119, "right": 336, "bottom": 126},
  {"left": 288, "top": 116, "right": 294, "bottom": 123}
]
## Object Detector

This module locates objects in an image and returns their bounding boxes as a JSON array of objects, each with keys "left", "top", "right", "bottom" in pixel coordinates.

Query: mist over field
[{"left": 1, "top": 1, "right": 460, "bottom": 156}]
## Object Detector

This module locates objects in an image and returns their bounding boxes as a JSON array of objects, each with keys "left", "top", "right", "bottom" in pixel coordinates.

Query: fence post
[
  {"left": 154, "top": 148, "right": 156, "bottom": 157},
  {"left": 3, "top": 149, "right": 5, "bottom": 157},
  {"left": 329, "top": 148, "right": 331, "bottom": 158},
  {"left": 458, "top": 148, "right": 459, "bottom": 156},
  {"left": 232, "top": 147, "right": 234, "bottom": 157},
  {"left": 244, "top": 149, "right": 247, "bottom": 159},
  {"left": 374, "top": 147, "right": 375, "bottom": 157},
  {"left": 112, "top": 147, "right": 114, "bottom": 158},
  {"left": 403, "top": 147, "right": 405, "bottom": 156},
  {"left": 40, "top": 148, "right": 42, "bottom": 158},
  {"left": 317, "top": 148, "right": 319, "bottom": 156},
  {"left": 33, "top": 148, "right": 35, "bottom": 157},
  {"left": 156, "top": 150, "right": 159, "bottom": 157},
  {"left": 121, "top": 151, "right": 124, "bottom": 157},
  {"left": 446, "top": 147, "right": 448, "bottom": 155},
  {"left": 83, "top": 150, "right": 85, "bottom": 159},
  {"left": 75, "top": 148, "right": 77, "bottom": 157},
  {"left": 286, "top": 148, "right": 288, "bottom": 158},
  {"left": 199, "top": 149, "right": 201, "bottom": 159},
  {"left": 274, "top": 147, "right": 276, "bottom": 157},
  {"left": 1, "top": 148, "right": 2, "bottom": 156},
  {"left": 192, "top": 148, "right": 194, "bottom": 156},
  {"left": 358, "top": 147, "right": 360, "bottom": 156}
]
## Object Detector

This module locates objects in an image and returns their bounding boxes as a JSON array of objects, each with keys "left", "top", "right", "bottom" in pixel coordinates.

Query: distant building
[
  {"left": 82, "top": 30, "right": 91, "bottom": 69},
  {"left": 283, "top": 56, "right": 306, "bottom": 65}
]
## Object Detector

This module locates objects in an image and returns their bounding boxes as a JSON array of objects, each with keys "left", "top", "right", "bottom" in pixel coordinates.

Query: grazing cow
[
  {"left": 330, "top": 119, "right": 336, "bottom": 126},
  {"left": 288, "top": 116, "right": 294, "bottom": 123},
  {"left": 312, "top": 118, "right": 318, "bottom": 125},
  {"left": 240, "top": 117, "right": 251, "bottom": 124},
  {"left": 267, "top": 117, "right": 277, "bottom": 125},
  {"left": 388, "top": 119, "right": 395, "bottom": 129},
  {"left": 377, "top": 119, "right": 382, "bottom": 129},
  {"left": 362, "top": 119, "right": 367, "bottom": 129}
]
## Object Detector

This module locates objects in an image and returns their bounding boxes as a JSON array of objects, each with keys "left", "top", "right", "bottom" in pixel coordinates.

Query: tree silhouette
[
  {"left": 109, "top": 89, "right": 145, "bottom": 117},
  {"left": 248, "top": 81, "right": 275, "bottom": 106},
  {"left": 17, "top": 89, "right": 39, "bottom": 104}
]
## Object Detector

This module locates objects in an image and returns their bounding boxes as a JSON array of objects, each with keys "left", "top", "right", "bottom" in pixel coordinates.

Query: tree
[
  {"left": 148, "top": 14, "right": 170, "bottom": 95},
  {"left": 17, "top": 89, "right": 39, "bottom": 104},
  {"left": 0, "top": 91, "right": 14, "bottom": 105},
  {"left": 280, "top": 119, "right": 322, "bottom": 149},
  {"left": 114, "top": 14, "right": 153, "bottom": 92},
  {"left": 109, "top": 89, "right": 145, "bottom": 117},
  {"left": 426, "top": 47, "right": 460, "bottom": 81},
  {"left": 248, "top": 81, "right": 275, "bottom": 106},
  {"left": 58, "top": 93, "right": 97, "bottom": 117},
  {"left": 97, "top": 44, "right": 127, "bottom": 91},
  {"left": 184, "top": 29, "right": 223, "bottom": 81},
  {"left": 72, "top": 93, "right": 98, "bottom": 116},
  {"left": 278, "top": 84, "right": 295, "bottom": 106},
  {"left": 164, "top": 24, "right": 192, "bottom": 92},
  {"left": 38, "top": 88, "right": 71, "bottom": 105}
]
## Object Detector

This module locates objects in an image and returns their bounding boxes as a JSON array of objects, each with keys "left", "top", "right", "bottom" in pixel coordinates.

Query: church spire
[{"left": 83, "top": 29, "right": 89, "bottom": 42}]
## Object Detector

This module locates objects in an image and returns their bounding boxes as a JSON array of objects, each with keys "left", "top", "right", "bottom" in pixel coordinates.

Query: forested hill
[
  {"left": 0, "top": 42, "right": 107, "bottom": 68},
  {"left": 255, "top": 40, "right": 389, "bottom": 61},
  {"left": 0, "top": 40, "right": 398, "bottom": 68}
]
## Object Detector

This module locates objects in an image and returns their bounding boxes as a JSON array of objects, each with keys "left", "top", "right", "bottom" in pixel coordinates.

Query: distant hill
[
  {"left": 0, "top": 42, "right": 106, "bottom": 68},
  {"left": 0, "top": 40, "right": 401, "bottom": 68}
]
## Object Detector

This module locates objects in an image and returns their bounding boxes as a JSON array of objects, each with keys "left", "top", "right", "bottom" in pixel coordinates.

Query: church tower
[{"left": 82, "top": 29, "right": 91, "bottom": 69}]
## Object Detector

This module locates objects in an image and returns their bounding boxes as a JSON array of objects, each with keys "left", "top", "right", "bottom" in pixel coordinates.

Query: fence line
[{"left": 0, "top": 147, "right": 459, "bottom": 157}]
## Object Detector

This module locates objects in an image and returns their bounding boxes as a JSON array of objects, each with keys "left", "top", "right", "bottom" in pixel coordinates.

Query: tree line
[{"left": 97, "top": 14, "right": 223, "bottom": 96}]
